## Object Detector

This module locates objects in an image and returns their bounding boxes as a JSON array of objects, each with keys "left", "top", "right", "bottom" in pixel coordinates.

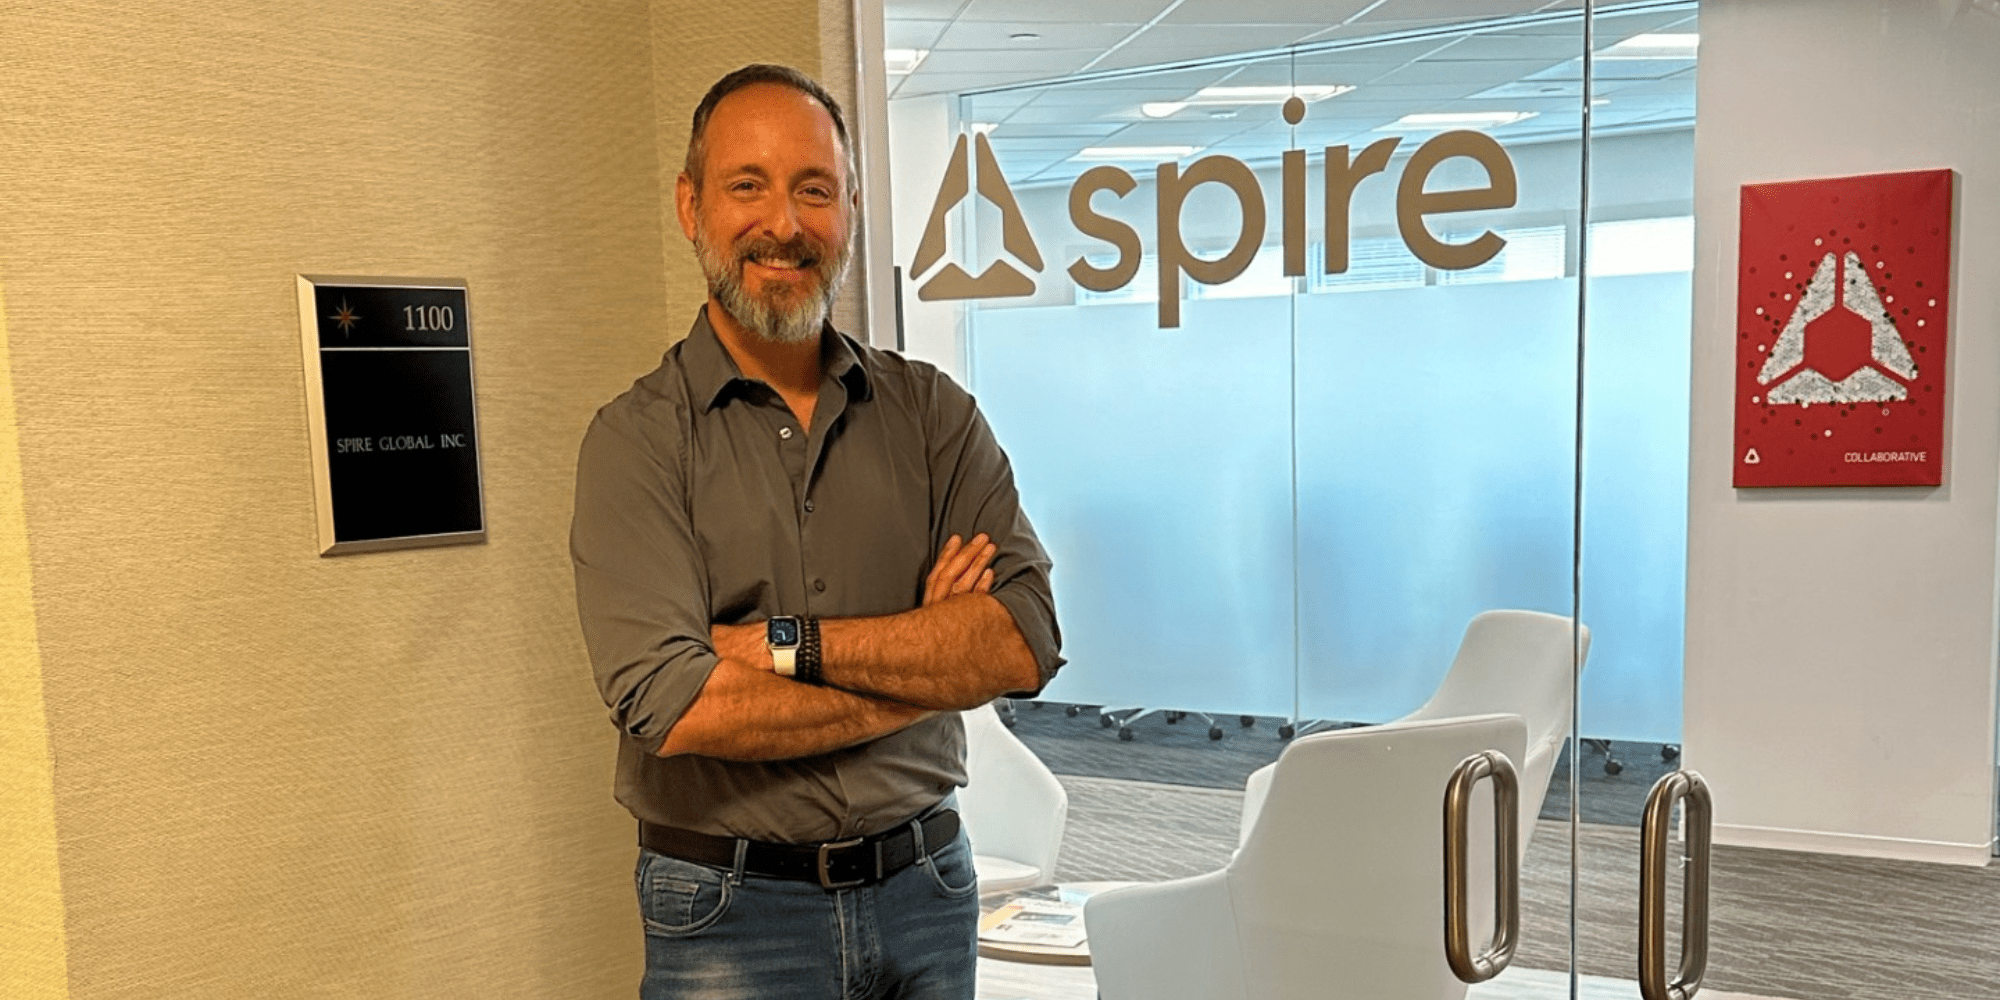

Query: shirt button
[
  {"left": 779, "top": 427, "right": 794, "bottom": 440},
  {"left": 814, "top": 579, "right": 827, "bottom": 593},
  {"left": 804, "top": 500, "right": 815, "bottom": 514}
]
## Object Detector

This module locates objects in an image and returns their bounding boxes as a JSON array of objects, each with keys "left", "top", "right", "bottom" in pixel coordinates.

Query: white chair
[
  {"left": 1086, "top": 713, "right": 1528, "bottom": 1000},
  {"left": 958, "top": 701, "right": 1068, "bottom": 895},
  {"left": 1240, "top": 610, "right": 1589, "bottom": 856}
]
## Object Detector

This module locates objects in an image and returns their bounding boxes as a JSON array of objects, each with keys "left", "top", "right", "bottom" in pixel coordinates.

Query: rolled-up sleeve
[
  {"left": 924, "top": 374, "right": 1064, "bottom": 695},
  {"left": 571, "top": 406, "right": 717, "bottom": 753}
]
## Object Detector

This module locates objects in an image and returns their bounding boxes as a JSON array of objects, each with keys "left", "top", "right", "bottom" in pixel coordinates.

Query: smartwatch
[{"left": 767, "top": 616, "right": 801, "bottom": 677}]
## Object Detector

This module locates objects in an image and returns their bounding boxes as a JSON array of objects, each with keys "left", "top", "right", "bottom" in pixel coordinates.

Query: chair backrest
[
  {"left": 1229, "top": 713, "right": 1527, "bottom": 1000},
  {"left": 957, "top": 703, "right": 1067, "bottom": 879},
  {"left": 1402, "top": 610, "right": 1589, "bottom": 839}
]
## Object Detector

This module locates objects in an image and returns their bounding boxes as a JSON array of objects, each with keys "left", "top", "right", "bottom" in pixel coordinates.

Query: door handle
[
  {"left": 1444, "top": 749, "right": 1520, "bottom": 983},
  {"left": 1640, "top": 770, "right": 1712, "bottom": 1000}
]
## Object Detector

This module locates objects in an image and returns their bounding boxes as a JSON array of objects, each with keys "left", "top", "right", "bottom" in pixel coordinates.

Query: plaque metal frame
[{"left": 297, "top": 274, "right": 488, "bottom": 555}]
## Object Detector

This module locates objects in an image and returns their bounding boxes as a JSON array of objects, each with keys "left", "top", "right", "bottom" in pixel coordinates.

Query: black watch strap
[{"left": 797, "top": 616, "right": 823, "bottom": 685}]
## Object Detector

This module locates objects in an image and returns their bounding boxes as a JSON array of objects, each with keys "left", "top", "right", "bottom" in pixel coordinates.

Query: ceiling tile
[
  {"left": 889, "top": 0, "right": 978, "bottom": 18},
  {"left": 998, "top": 104, "right": 1141, "bottom": 125},
  {"left": 931, "top": 20, "right": 1143, "bottom": 51},
  {"left": 1087, "top": 26, "right": 1326, "bottom": 72},
  {"left": 886, "top": 19, "right": 954, "bottom": 50},
  {"left": 1158, "top": 0, "right": 1390, "bottom": 27},
  {"left": 954, "top": 0, "right": 1176, "bottom": 23},
  {"left": 1376, "top": 0, "right": 1573, "bottom": 20},
  {"left": 1431, "top": 32, "right": 1594, "bottom": 61},
  {"left": 891, "top": 71, "right": 1053, "bottom": 98},
  {"left": 1099, "top": 119, "right": 1262, "bottom": 144},
  {"left": 1374, "top": 57, "right": 1570, "bottom": 87},
  {"left": 989, "top": 135, "right": 1126, "bottom": 153},
  {"left": 885, "top": 0, "right": 1696, "bottom": 167},
  {"left": 912, "top": 48, "right": 1105, "bottom": 75},
  {"left": 982, "top": 123, "right": 1131, "bottom": 139}
]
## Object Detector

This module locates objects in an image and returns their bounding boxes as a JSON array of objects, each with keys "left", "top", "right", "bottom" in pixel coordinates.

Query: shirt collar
[{"left": 683, "top": 306, "right": 874, "bottom": 411}]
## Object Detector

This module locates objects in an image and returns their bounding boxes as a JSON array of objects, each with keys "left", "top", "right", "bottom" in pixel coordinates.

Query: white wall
[{"left": 1685, "top": 0, "right": 2000, "bottom": 864}]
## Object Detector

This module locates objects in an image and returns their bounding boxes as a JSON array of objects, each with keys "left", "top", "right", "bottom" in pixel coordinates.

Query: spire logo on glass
[{"left": 908, "top": 101, "right": 1522, "bottom": 329}]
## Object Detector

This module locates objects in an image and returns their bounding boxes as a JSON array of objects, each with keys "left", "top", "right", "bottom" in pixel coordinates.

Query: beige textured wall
[
  {"left": 0, "top": 283, "right": 70, "bottom": 1000},
  {"left": 0, "top": 0, "right": 842, "bottom": 997}
]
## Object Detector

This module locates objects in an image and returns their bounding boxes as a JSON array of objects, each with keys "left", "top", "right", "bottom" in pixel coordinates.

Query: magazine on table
[{"left": 977, "top": 885, "right": 1099, "bottom": 949}]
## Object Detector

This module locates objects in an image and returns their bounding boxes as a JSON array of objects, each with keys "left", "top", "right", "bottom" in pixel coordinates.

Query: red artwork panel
[{"left": 1734, "top": 169, "right": 1953, "bottom": 487}]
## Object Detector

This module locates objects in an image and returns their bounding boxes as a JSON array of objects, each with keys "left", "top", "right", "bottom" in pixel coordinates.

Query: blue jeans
[{"left": 635, "top": 823, "right": 980, "bottom": 1000}]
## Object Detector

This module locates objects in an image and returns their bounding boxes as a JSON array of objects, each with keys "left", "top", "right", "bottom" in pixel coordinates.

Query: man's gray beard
[{"left": 693, "top": 225, "right": 850, "bottom": 345}]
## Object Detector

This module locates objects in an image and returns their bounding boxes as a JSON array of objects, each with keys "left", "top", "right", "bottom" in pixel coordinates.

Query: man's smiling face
[{"left": 679, "top": 81, "right": 854, "bottom": 345}]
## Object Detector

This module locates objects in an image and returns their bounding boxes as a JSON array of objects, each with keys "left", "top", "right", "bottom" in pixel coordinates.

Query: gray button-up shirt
[{"left": 572, "top": 310, "right": 1062, "bottom": 842}]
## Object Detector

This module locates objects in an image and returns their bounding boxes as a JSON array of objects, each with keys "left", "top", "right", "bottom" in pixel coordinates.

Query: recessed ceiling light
[
  {"left": 1601, "top": 33, "right": 1699, "bottom": 59},
  {"left": 884, "top": 48, "right": 929, "bottom": 75},
  {"left": 1140, "top": 102, "right": 1187, "bottom": 118},
  {"left": 1073, "top": 145, "right": 1203, "bottom": 161},
  {"left": 967, "top": 122, "right": 1000, "bottom": 135},
  {"left": 1376, "top": 111, "right": 1539, "bottom": 131}
]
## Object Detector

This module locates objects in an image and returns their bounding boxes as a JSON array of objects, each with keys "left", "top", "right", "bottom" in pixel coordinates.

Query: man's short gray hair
[{"left": 684, "top": 63, "right": 858, "bottom": 198}]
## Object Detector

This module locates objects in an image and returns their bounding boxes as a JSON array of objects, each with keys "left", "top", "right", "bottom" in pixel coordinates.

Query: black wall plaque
[{"left": 297, "top": 276, "right": 485, "bottom": 554}]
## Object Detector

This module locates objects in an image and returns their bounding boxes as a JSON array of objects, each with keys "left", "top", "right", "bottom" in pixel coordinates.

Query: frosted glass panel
[
  {"left": 969, "top": 274, "right": 1691, "bottom": 738},
  {"left": 1293, "top": 281, "right": 1579, "bottom": 723},
  {"left": 1580, "top": 272, "right": 1692, "bottom": 743},
  {"left": 972, "top": 298, "right": 1296, "bottom": 717}
]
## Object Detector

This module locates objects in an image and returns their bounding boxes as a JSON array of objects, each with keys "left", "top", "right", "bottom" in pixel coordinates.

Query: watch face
[{"left": 767, "top": 617, "right": 800, "bottom": 646}]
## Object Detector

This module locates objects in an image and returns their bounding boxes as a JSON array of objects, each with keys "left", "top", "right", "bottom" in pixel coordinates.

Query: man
[{"left": 570, "top": 63, "right": 1062, "bottom": 1000}]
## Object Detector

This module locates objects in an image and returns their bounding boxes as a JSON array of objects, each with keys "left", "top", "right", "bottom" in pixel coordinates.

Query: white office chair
[
  {"left": 1241, "top": 610, "right": 1589, "bottom": 856},
  {"left": 1087, "top": 713, "right": 1528, "bottom": 1000},
  {"left": 958, "top": 701, "right": 1068, "bottom": 895}
]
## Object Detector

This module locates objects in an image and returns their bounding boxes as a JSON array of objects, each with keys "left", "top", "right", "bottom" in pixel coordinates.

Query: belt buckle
[{"left": 817, "top": 837, "right": 868, "bottom": 889}]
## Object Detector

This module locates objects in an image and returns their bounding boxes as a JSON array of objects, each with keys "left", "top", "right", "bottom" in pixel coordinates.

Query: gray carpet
[
  {"left": 1007, "top": 700, "right": 1677, "bottom": 826},
  {"left": 1054, "top": 774, "right": 2000, "bottom": 1000}
]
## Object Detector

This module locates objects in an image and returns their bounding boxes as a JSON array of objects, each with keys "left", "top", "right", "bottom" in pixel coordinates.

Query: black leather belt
[{"left": 639, "top": 809, "right": 960, "bottom": 890}]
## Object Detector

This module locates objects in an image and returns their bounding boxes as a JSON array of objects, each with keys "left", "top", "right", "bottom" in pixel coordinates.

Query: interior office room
[{"left": 0, "top": 2, "right": 1995, "bottom": 1000}]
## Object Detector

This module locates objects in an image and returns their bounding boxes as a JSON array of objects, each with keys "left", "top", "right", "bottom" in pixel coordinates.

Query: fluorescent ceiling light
[
  {"left": 1601, "top": 33, "right": 1699, "bottom": 59},
  {"left": 1142, "top": 85, "right": 1352, "bottom": 119},
  {"left": 1377, "top": 111, "right": 1539, "bottom": 131},
  {"left": 1073, "top": 145, "right": 1203, "bottom": 161},
  {"left": 967, "top": 122, "right": 999, "bottom": 135},
  {"left": 884, "top": 48, "right": 929, "bottom": 75},
  {"left": 1190, "top": 84, "right": 1353, "bottom": 104}
]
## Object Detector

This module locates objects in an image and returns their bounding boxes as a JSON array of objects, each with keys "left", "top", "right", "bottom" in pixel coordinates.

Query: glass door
[{"left": 878, "top": 2, "right": 1690, "bottom": 998}]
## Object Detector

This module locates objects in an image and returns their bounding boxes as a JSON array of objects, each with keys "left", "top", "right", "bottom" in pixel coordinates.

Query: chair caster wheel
[
  {"left": 1278, "top": 724, "right": 1296, "bottom": 740},
  {"left": 1003, "top": 716, "right": 1016, "bottom": 729},
  {"left": 1100, "top": 713, "right": 1114, "bottom": 728},
  {"left": 1661, "top": 744, "right": 1681, "bottom": 762},
  {"left": 1065, "top": 705, "right": 1081, "bottom": 718},
  {"left": 1208, "top": 726, "right": 1224, "bottom": 740},
  {"left": 1240, "top": 715, "right": 1256, "bottom": 728},
  {"left": 1118, "top": 726, "right": 1134, "bottom": 742},
  {"left": 1604, "top": 760, "right": 1623, "bottom": 776}
]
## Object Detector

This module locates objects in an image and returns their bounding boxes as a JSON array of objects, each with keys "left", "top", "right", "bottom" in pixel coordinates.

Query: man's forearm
[
  {"left": 659, "top": 657, "right": 932, "bottom": 761},
  {"left": 817, "top": 592, "right": 1041, "bottom": 709}
]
